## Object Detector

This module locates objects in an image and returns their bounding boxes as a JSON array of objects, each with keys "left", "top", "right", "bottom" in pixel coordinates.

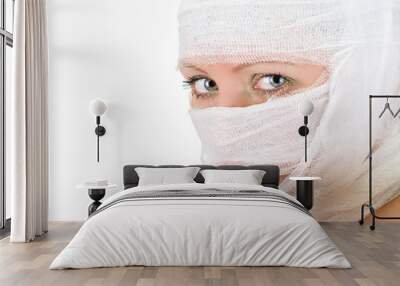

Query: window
[{"left": 0, "top": 0, "right": 14, "bottom": 234}]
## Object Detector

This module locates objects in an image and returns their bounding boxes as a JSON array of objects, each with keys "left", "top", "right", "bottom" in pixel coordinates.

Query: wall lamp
[
  {"left": 298, "top": 100, "right": 314, "bottom": 162},
  {"left": 89, "top": 99, "right": 107, "bottom": 162}
]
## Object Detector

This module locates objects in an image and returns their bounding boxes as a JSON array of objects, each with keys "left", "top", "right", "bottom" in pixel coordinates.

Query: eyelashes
[
  {"left": 182, "top": 75, "right": 207, "bottom": 89},
  {"left": 182, "top": 73, "right": 294, "bottom": 99},
  {"left": 182, "top": 75, "right": 218, "bottom": 98},
  {"left": 182, "top": 79, "right": 193, "bottom": 89},
  {"left": 253, "top": 73, "right": 292, "bottom": 92}
]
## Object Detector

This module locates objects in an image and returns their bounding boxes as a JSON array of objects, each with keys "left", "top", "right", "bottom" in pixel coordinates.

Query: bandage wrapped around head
[{"left": 178, "top": 0, "right": 400, "bottom": 220}]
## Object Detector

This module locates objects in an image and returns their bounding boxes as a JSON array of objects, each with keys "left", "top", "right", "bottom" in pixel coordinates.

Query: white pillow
[
  {"left": 135, "top": 167, "right": 201, "bottom": 186},
  {"left": 200, "top": 169, "right": 266, "bottom": 185}
]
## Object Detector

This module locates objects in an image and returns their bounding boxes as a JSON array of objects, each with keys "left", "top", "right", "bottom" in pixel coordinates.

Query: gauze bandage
[
  {"left": 178, "top": 0, "right": 400, "bottom": 221},
  {"left": 190, "top": 84, "right": 329, "bottom": 175},
  {"left": 178, "top": 0, "right": 382, "bottom": 65}
]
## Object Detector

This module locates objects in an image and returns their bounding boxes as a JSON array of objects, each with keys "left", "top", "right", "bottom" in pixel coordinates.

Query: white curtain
[{"left": 9, "top": 0, "right": 48, "bottom": 242}]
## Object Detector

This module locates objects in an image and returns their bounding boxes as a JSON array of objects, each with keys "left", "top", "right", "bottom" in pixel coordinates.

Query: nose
[{"left": 215, "top": 85, "right": 256, "bottom": 108}]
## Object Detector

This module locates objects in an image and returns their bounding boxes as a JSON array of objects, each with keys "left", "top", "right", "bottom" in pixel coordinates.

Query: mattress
[{"left": 50, "top": 183, "right": 350, "bottom": 269}]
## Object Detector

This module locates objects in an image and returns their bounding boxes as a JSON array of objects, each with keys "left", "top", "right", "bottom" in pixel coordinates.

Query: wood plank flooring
[{"left": 0, "top": 221, "right": 399, "bottom": 286}]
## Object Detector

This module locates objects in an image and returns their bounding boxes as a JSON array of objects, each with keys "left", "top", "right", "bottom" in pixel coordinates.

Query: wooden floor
[{"left": 0, "top": 222, "right": 399, "bottom": 286}]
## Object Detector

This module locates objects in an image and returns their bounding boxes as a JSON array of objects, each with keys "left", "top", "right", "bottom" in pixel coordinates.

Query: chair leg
[
  {"left": 359, "top": 203, "right": 367, "bottom": 225},
  {"left": 369, "top": 206, "right": 376, "bottom": 231}
]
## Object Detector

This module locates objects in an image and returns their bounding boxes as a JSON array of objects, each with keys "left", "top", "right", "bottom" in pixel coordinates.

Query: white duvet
[{"left": 50, "top": 183, "right": 350, "bottom": 269}]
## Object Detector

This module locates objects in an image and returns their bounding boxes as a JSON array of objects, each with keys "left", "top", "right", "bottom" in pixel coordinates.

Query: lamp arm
[
  {"left": 97, "top": 129, "right": 100, "bottom": 162},
  {"left": 304, "top": 116, "right": 308, "bottom": 162},
  {"left": 305, "top": 130, "right": 307, "bottom": 162},
  {"left": 97, "top": 116, "right": 100, "bottom": 162},
  {"left": 94, "top": 116, "right": 106, "bottom": 162}
]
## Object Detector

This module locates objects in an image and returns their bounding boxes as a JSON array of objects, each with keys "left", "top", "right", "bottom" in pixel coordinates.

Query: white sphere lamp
[
  {"left": 298, "top": 99, "right": 314, "bottom": 116},
  {"left": 89, "top": 99, "right": 107, "bottom": 117}
]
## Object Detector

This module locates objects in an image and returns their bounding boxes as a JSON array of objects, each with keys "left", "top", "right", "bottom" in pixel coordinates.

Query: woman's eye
[
  {"left": 193, "top": 78, "right": 218, "bottom": 94},
  {"left": 255, "top": 74, "right": 288, "bottom": 91}
]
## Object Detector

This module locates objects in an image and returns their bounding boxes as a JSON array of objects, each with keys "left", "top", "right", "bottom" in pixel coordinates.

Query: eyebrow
[
  {"left": 182, "top": 62, "right": 295, "bottom": 73},
  {"left": 232, "top": 62, "right": 295, "bottom": 72},
  {"left": 181, "top": 64, "right": 208, "bottom": 74}
]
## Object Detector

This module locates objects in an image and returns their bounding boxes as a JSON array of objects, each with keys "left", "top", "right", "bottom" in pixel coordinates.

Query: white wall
[{"left": 48, "top": 0, "right": 201, "bottom": 221}]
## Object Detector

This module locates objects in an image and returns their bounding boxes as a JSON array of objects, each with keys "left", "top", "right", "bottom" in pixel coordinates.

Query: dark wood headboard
[{"left": 123, "top": 165, "right": 280, "bottom": 189}]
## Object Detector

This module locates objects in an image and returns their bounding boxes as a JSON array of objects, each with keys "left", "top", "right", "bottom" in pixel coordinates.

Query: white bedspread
[{"left": 50, "top": 183, "right": 351, "bottom": 269}]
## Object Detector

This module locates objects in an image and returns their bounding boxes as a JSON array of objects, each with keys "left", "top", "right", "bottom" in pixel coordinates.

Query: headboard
[{"left": 123, "top": 165, "right": 280, "bottom": 189}]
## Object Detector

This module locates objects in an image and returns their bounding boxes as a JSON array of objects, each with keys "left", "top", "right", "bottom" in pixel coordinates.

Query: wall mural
[{"left": 177, "top": 0, "right": 400, "bottom": 220}]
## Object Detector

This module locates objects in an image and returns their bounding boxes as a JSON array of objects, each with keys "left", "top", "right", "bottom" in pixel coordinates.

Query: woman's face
[{"left": 180, "top": 62, "right": 328, "bottom": 109}]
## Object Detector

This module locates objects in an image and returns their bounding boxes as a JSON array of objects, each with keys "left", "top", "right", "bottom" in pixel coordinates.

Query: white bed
[{"left": 50, "top": 183, "right": 350, "bottom": 269}]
